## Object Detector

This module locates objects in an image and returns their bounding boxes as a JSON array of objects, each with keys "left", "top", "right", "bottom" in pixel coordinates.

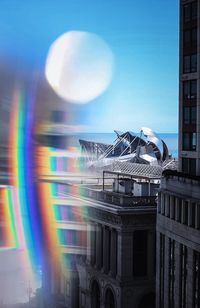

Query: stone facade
[
  {"left": 77, "top": 192, "right": 156, "bottom": 308},
  {"left": 156, "top": 173, "right": 200, "bottom": 308}
]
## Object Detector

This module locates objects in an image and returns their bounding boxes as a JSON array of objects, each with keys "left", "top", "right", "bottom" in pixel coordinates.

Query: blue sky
[{"left": 0, "top": 0, "right": 179, "bottom": 132}]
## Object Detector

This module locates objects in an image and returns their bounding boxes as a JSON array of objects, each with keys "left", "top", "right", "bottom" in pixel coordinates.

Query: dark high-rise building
[
  {"left": 156, "top": 1, "right": 200, "bottom": 307},
  {"left": 179, "top": 0, "right": 199, "bottom": 175}
]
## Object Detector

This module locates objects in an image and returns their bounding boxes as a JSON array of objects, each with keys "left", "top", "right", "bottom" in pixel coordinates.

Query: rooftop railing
[{"left": 82, "top": 186, "right": 157, "bottom": 207}]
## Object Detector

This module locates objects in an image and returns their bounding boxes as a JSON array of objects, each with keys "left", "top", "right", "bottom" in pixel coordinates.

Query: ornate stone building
[
  {"left": 76, "top": 172, "right": 157, "bottom": 308},
  {"left": 156, "top": 171, "right": 200, "bottom": 307}
]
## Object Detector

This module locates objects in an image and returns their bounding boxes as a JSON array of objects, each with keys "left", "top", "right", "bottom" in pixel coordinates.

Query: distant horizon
[{"left": 76, "top": 131, "right": 178, "bottom": 135}]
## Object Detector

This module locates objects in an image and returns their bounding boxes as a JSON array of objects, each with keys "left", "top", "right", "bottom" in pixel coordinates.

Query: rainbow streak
[
  {"left": 8, "top": 83, "right": 43, "bottom": 278},
  {"left": 36, "top": 146, "right": 61, "bottom": 266},
  {"left": 36, "top": 145, "right": 87, "bottom": 270},
  {"left": 0, "top": 187, "right": 18, "bottom": 249}
]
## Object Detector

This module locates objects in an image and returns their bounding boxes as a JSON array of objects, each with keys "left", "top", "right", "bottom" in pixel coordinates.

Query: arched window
[
  {"left": 91, "top": 280, "right": 100, "bottom": 308},
  {"left": 105, "top": 288, "right": 115, "bottom": 308}
]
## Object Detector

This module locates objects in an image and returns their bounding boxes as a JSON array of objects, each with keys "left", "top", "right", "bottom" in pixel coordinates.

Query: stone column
[
  {"left": 161, "top": 192, "right": 165, "bottom": 214},
  {"left": 165, "top": 194, "right": 170, "bottom": 217},
  {"left": 110, "top": 228, "right": 117, "bottom": 277},
  {"left": 103, "top": 226, "right": 110, "bottom": 273},
  {"left": 175, "top": 197, "right": 180, "bottom": 222},
  {"left": 186, "top": 248, "right": 194, "bottom": 308},
  {"left": 90, "top": 223, "right": 96, "bottom": 266},
  {"left": 86, "top": 223, "right": 92, "bottom": 265},
  {"left": 195, "top": 203, "right": 200, "bottom": 229},
  {"left": 170, "top": 196, "right": 175, "bottom": 219},
  {"left": 156, "top": 232, "right": 161, "bottom": 308},
  {"left": 164, "top": 236, "right": 169, "bottom": 307},
  {"left": 174, "top": 242, "right": 181, "bottom": 308},
  {"left": 96, "top": 224, "right": 102, "bottom": 269},
  {"left": 188, "top": 201, "right": 193, "bottom": 227},
  {"left": 157, "top": 192, "right": 161, "bottom": 213}
]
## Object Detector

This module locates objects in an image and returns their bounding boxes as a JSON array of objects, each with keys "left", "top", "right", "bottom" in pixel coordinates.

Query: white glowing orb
[{"left": 45, "top": 31, "right": 114, "bottom": 103}]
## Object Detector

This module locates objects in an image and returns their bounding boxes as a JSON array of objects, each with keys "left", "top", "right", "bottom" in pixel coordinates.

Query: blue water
[{"left": 74, "top": 132, "right": 178, "bottom": 158}]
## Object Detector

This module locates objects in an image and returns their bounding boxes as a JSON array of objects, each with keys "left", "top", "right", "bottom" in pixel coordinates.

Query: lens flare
[{"left": 45, "top": 31, "right": 114, "bottom": 103}]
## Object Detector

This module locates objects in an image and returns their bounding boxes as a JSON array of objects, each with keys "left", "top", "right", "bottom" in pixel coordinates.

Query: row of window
[
  {"left": 194, "top": 251, "right": 200, "bottom": 308},
  {"left": 91, "top": 226, "right": 154, "bottom": 279},
  {"left": 91, "top": 225, "right": 117, "bottom": 276},
  {"left": 183, "top": 54, "right": 197, "bottom": 73},
  {"left": 159, "top": 234, "right": 200, "bottom": 308},
  {"left": 57, "top": 229, "right": 87, "bottom": 247},
  {"left": 182, "top": 132, "right": 196, "bottom": 151},
  {"left": 183, "top": 2, "right": 197, "bottom": 23},
  {"left": 158, "top": 194, "right": 200, "bottom": 230},
  {"left": 54, "top": 205, "right": 84, "bottom": 222}
]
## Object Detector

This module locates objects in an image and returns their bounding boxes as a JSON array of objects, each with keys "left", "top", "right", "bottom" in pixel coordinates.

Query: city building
[
  {"left": 179, "top": 0, "right": 199, "bottom": 175},
  {"left": 156, "top": 1, "right": 200, "bottom": 307},
  {"left": 41, "top": 167, "right": 158, "bottom": 308},
  {"left": 77, "top": 171, "right": 157, "bottom": 308},
  {"left": 156, "top": 171, "right": 200, "bottom": 307}
]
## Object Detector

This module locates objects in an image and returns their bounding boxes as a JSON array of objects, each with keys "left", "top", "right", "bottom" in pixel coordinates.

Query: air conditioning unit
[{"left": 113, "top": 178, "right": 133, "bottom": 195}]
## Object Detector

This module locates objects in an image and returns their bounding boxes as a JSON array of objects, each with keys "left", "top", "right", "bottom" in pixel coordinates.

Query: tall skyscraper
[
  {"left": 179, "top": 0, "right": 199, "bottom": 175},
  {"left": 156, "top": 1, "right": 200, "bottom": 307}
]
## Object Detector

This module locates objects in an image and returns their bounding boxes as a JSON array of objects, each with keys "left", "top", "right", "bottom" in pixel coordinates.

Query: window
[
  {"left": 183, "top": 80, "right": 197, "bottom": 100},
  {"left": 183, "top": 56, "right": 190, "bottom": 73},
  {"left": 54, "top": 205, "right": 83, "bottom": 222},
  {"left": 192, "top": 132, "right": 197, "bottom": 150},
  {"left": 58, "top": 229, "right": 87, "bottom": 247},
  {"left": 191, "top": 54, "right": 197, "bottom": 72},
  {"left": 183, "top": 2, "right": 197, "bottom": 22},
  {"left": 183, "top": 107, "right": 190, "bottom": 124},
  {"left": 182, "top": 132, "right": 196, "bottom": 151},
  {"left": 182, "top": 157, "right": 196, "bottom": 175},
  {"left": 183, "top": 28, "right": 197, "bottom": 48},
  {"left": 191, "top": 28, "right": 197, "bottom": 46},
  {"left": 183, "top": 4, "right": 191, "bottom": 23},
  {"left": 191, "top": 107, "right": 197, "bottom": 124},
  {"left": 133, "top": 230, "right": 147, "bottom": 277},
  {"left": 183, "top": 80, "right": 190, "bottom": 99},
  {"left": 183, "top": 54, "right": 197, "bottom": 73},
  {"left": 183, "top": 106, "right": 197, "bottom": 125},
  {"left": 190, "top": 158, "right": 196, "bottom": 175},
  {"left": 183, "top": 30, "right": 190, "bottom": 47},
  {"left": 191, "top": 2, "right": 197, "bottom": 20},
  {"left": 183, "top": 132, "right": 190, "bottom": 150},
  {"left": 191, "top": 80, "right": 197, "bottom": 99}
]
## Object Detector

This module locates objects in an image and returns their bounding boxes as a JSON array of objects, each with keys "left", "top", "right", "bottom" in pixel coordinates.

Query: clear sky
[{"left": 0, "top": 0, "right": 179, "bottom": 133}]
